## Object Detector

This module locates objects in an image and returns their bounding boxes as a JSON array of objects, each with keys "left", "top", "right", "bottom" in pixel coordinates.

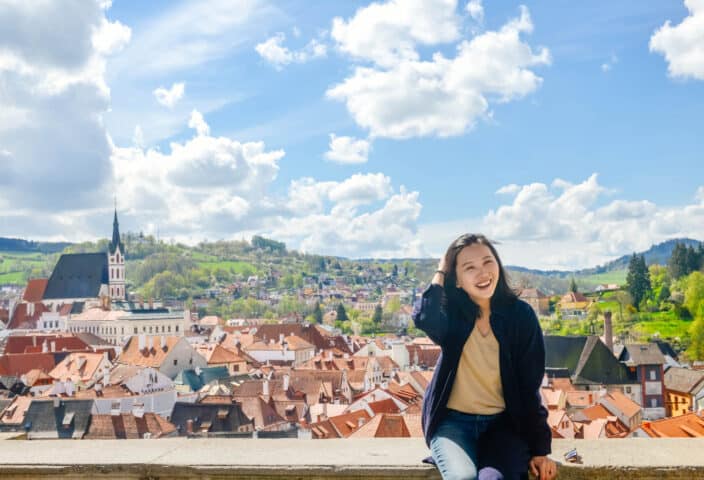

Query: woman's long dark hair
[{"left": 442, "top": 233, "right": 517, "bottom": 320}]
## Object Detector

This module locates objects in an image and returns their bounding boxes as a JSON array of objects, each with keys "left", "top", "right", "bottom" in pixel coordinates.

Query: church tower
[{"left": 108, "top": 208, "right": 126, "bottom": 301}]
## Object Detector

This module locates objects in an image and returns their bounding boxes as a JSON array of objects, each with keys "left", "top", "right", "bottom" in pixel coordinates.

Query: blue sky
[{"left": 1, "top": 0, "right": 703, "bottom": 269}]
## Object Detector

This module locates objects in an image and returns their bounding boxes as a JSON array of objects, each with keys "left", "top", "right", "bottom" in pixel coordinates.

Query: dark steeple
[{"left": 109, "top": 208, "right": 124, "bottom": 254}]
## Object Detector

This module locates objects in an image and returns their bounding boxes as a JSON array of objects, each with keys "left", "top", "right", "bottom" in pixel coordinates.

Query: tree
[
  {"left": 669, "top": 242, "right": 690, "bottom": 280},
  {"left": 313, "top": 302, "right": 323, "bottom": 324},
  {"left": 626, "top": 254, "right": 651, "bottom": 310},
  {"left": 372, "top": 304, "right": 383, "bottom": 324},
  {"left": 569, "top": 277, "right": 578, "bottom": 294},
  {"left": 336, "top": 303, "right": 349, "bottom": 322},
  {"left": 684, "top": 271, "right": 704, "bottom": 319}
]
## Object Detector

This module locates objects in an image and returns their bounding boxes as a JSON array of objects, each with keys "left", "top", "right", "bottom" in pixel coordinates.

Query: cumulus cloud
[
  {"left": 0, "top": 0, "right": 128, "bottom": 213},
  {"left": 650, "top": 0, "right": 704, "bottom": 80},
  {"left": 324, "top": 134, "right": 371, "bottom": 164},
  {"left": 153, "top": 82, "right": 185, "bottom": 108},
  {"left": 255, "top": 32, "right": 327, "bottom": 70},
  {"left": 327, "top": 3, "right": 550, "bottom": 139},
  {"left": 107, "top": 112, "right": 423, "bottom": 257},
  {"left": 496, "top": 183, "right": 521, "bottom": 195},
  {"left": 473, "top": 174, "right": 704, "bottom": 269}
]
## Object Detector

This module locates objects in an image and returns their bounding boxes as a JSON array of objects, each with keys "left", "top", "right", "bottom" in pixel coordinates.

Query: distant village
[{"left": 0, "top": 212, "right": 702, "bottom": 441}]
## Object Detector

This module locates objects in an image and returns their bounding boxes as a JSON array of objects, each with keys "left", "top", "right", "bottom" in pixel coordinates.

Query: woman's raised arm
[{"left": 412, "top": 260, "right": 451, "bottom": 346}]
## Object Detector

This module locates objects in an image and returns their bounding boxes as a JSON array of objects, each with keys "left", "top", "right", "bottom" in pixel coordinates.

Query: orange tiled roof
[
  {"left": 367, "top": 398, "right": 402, "bottom": 415},
  {"left": 349, "top": 413, "right": 419, "bottom": 438},
  {"left": 640, "top": 413, "right": 704, "bottom": 438},
  {"left": 602, "top": 390, "right": 641, "bottom": 419},
  {"left": 49, "top": 352, "right": 108, "bottom": 383},
  {"left": 117, "top": 336, "right": 182, "bottom": 368},
  {"left": 0, "top": 353, "right": 58, "bottom": 376},
  {"left": 0, "top": 396, "right": 32, "bottom": 425},
  {"left": 22, "top": 279, "right": 48, "bottom": 302}
]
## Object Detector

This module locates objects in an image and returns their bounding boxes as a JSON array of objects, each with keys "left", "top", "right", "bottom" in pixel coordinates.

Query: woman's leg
[{"left": 430, "top": 413, "right": 481, "bottom": 480}]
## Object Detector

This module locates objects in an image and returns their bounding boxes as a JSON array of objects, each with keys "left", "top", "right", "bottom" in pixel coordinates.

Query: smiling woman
[{"left": 413, "top": 234, "right": 557, "bottom": 480}]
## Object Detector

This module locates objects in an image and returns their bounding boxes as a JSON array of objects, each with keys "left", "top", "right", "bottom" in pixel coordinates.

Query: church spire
[{"left": 110, "top": 206, "right": 124, "bottom": 254}]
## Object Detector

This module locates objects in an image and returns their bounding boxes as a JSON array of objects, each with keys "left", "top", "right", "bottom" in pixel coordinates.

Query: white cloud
[
  {"left": 0, "top": 0, "right": 125, "bottom": 212},
  {"left": 466, "top": 0, "right": 484, "bottom": 23},
  {"left": 188, "top": 109, "right": 210, "bottom": 137},
  {"left": 697, "top": 186, "right": 704, "bottom": 202},
  {"left": 132, "top": 125, "right": 145, "bottom": 148},
  {"left": 324, "top": 134, "right": 371, "bottom": 164},
  {"left": 601, "top": 54, "right": 618, "bottom": 73},
  {"left": 327, "top": 5, "right": 550, "bottom": 139},
  {"left": 331, "top": 0, "right": 461, "bottom": 68},
  {"left": 92, "top": 17, "right": 131, "bottom": 55},
  {"left": 153, "top": 82, "right": 185, "bottom": 108},
  {"left": 496, "top": 183, "right": 521, "bottom": 195},
  {"left": 650, "top": 0, "right": 704, "bottom": 80},
  {"left": 106, "top": 113, "right": 423, "bottom": 257},
  {"left": 255, "top": 32, "right": 327, "bottom": 69}
]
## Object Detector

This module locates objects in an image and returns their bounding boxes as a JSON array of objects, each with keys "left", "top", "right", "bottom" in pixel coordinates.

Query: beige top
[{"left": 446, "top": 324, "right": 505, "bottom": 415}]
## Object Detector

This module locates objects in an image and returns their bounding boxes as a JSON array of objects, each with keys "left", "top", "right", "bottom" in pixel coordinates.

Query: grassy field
[
  {"left": 0, "top": 251, "right": 49, "bottom": 285},
  {"left": 196, "top": 260, "right": 257, "bottom": 275},
  {"left": 577, "top": 269, "right": 627, "bottom": 286},
  {"left": 0, "top": 271, "right": 26, "bottom": 284}
]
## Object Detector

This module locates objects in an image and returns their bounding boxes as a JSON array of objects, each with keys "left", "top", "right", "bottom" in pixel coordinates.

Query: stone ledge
[{"left": 0, "top": 438, "right": 702, "bottom": 479}]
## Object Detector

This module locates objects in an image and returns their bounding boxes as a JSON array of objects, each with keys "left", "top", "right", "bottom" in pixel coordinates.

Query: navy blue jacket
[{"left": 413, "top": 284, "right": 551, "bottom": 464}]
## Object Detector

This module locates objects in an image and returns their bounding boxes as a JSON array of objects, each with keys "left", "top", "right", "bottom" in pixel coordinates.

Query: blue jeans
[{"left": 430, "top": 410, "right": 505, "bottom": 480}]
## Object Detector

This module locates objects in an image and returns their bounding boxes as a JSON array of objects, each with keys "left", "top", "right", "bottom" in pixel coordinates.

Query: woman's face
[{"left": 454, "top": 243, "right": 500, "bottom": 305}]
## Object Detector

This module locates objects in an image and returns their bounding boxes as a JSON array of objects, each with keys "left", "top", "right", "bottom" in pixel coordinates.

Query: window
[
  {"left": 651, "top": 398, "right": 657, "bottom": 408},
  {"left": 649, "top": 369, "right": 656, "bottom": 381},
  {"left": 134, "top": 327, "right": 138, "bottom": 334},
  {"left": 143, "top": 326, "right": 146, "bottom": 332},
  {"left": 173, "top": 359, "right": 178, "bottom": 366},
  {"left": 168, "top": 326, "right": 171, "bottom": 332},
  {"left": 149, "top": 326, "right": 153, "bottom": 333},
  {"left": 175, "top": 325, "right": 179, "bottom": 332},
  {"left": 626, "top": 386, "right": 632, "bottom": 394},
  {"left": 189, "top": 358, "right": 193, "bottom": 365}
]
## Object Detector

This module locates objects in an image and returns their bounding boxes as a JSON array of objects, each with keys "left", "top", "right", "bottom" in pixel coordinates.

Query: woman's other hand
[
  {"left": 432, "top": 256, "right": 447, "bottom": 286},
  {"left": 529, "top": 456, "right": 557, "bottom": 480}
]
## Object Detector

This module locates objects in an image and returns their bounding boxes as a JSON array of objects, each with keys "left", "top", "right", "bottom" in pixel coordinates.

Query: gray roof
[
  {"left": 664, "top": 367, "right": 704, "bottom": 394},
  {"left": 24, "top": 399, "right": 94, "bottom": 439},
  {"left": 545, "top": 335, "right": 635, "bottom": 385},
  {"left": 43, "top": 253, "right": 108, "bottom": 300},
  {"left": 619, "top": 343, "right": 666, "bottom": 366},
  {"left": 170, "top": 402, "right": 253, "bottom": 435}
]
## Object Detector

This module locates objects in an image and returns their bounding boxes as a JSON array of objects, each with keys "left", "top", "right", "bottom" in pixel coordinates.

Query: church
[
  {"left": 7, "top": 210, "right": 190, "bottom": 346},
  {"left": 42, "top": 209, "right": 126, "bottom": 306}
]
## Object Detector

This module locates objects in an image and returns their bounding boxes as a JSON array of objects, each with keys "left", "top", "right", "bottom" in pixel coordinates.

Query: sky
[{"left": 1, "top": 0, "right": 703, "bottom": 270}]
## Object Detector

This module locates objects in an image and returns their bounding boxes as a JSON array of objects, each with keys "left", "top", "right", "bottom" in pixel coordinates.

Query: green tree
[
  {"left": 669, "top": 243, "right": 690, "bottom": 280},
  {"left": 313, "top": 302, "right": 323, "bottom": 324},
  {"left": 372, "top": 304, "right": 383, "bottom": 324},
  {"left": 626, "top": 254, "right": 651, "bottom": 311},
  {"left": 336, "top": 303, "right": 349, "bottom": 322},
  {"left": 687, "top": 304, "right": 704, "bottom": 361},
  {"left": 569, "top": 277, "right": 578, "bottom": 293},
  {"left": 684, "top": 271, "right": 704, "bottom": 318}
]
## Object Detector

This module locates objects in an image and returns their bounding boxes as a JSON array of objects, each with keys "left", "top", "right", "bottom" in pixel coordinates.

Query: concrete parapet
[{"left": 0, "top": 438, "right": 702, "bottom": 479}]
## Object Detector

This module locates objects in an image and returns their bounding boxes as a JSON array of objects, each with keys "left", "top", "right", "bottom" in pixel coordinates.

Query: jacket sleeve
[
  {"left": 412, "top": 284, "right": 450, "bottom": 346},
  {"left": 514, "top": 303, "right": 552, "bottom": 457}
]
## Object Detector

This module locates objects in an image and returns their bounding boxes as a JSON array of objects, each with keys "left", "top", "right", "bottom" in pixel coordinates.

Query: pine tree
[
  {"left": 569, "top": 277, "right": 578, "bottom": 293},
  {"left": 336, "top": 303, "right": 348, "bottom": 322},
  {"left": 627, "top": 254, "right": 651, "bottom": 310},
  {"left": 372, "top": 304, "right": 383, "bottom": 324},
  {"left": 669, "top": 243, "right": 689, "bottom": 279},
  {"left": 313, "top": 302, "right": 323, "bottom": 324}
]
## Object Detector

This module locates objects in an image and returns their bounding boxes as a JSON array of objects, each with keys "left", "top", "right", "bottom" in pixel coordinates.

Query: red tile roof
[
  {"left": 640, "top": 413, "right": 704, "bottom": 438},
  {"left": 84, "top": 413, "right": 177, "bottom": 439},
  {"left": 22, "top": 279, "right": 48, "bottom": 302},
  {"left": 7, "top": 302, "right": 50, "bottom": 329},
  {"left": 0, "top": 353, "right": 58, "bottom": 376}
]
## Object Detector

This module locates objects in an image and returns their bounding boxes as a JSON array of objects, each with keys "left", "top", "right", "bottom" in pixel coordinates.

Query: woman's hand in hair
[
  {"left": 529, "top": 456, "right": 557, "bottom": 480},
  {"left": 432, "top": 257, "right": 447, "bottom": 286}
]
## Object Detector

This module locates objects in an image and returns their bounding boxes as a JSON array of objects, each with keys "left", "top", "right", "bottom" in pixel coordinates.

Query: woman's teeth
[{"left": 476, "top": 279, "right": 492, "bottom": 288}]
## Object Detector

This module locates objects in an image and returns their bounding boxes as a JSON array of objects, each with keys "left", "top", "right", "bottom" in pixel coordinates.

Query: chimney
[
  {"left": 263, "top": 380, "right": 270, "bottom": 398},
  {"left": 357, "top": 417, "right": 365, "bottom": 427},
  {"left": 279, "top": 333, "right": 284, "bottom": 344},
  {"left": 283, "top": 374, "right": 290, "bottom": 391},
  {"left": 160, "top": 336, "right": 167, "bottom": 350},
  {"left": 32, "top": 335, "right": 37, "bottom": 347},
  {"left": 53, "top": 398, "right": 60, "bottom": 408},
  {"left": 132, "top": 403, "right": 145, "bottom": 418},
  {"left": 110, "top": 402, "right": 120, "bottom": 416},
  {"left": 42, "top": 339, "right": 48, "bottom": 353},
  {"left": 50, "top": 341, "right": 56, "bottom": 353},
  {"left": 604, "top": 311, "right": 613, "bottom": 353},
  {"left": 103, "top": 365, "right": 111, "bottom": 386},
  {"left": 186, "top": 419, "right": 194, "bottom": 435},
  {"left": 138, "top": 334, "right": 146, "bottom": 352}
]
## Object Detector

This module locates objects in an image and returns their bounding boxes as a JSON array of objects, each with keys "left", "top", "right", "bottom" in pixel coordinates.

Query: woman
[{"left": 413, "top": 234, "right": 557, "bottom": 480}]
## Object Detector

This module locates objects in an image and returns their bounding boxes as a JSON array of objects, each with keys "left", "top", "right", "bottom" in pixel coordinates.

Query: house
[
  {"left": 618, "top": 343, "right": 667, "bottom": 419},
  {"left": 244, "top": 334, "right": 315, "bottom": 367},
  {"left": 85, "top": 411, "right": 177, "bottom": 439},
  {"left": 0, "top": 396, "right": 33, "bottom": 433},
  {"left": 116, "top": 335, "right": 207, "bottom": 379},
  {"left": 195, "top": 344, "right": 249, "bottom": 374},
  {"left": 544, "top": 336, "right": 639, "bottom": 401},
  {"left": 664, "top": 366, "right": 704, "bottom": 417},
  {"left": 634, "top": 412, "right": 704, "bottom": 438},
  {"left": 557, "top": 292, "right": 590, "bottom": 320},
  {"left": 519, "top": 288, "right": 550, "bottom": 316},
  {"left": 23, "top": 399, "right": 94, "bottom": 439},
  {"left": 48, "top": 352, "right": 112, "bottom": 390},
  {"left": 170, "top": 401, "right": 254, "bottom": 436},
  {"left": 347, "top": 413, "right": 422, "bottom": 438},
  {"left": 309, "top": 409, "right": 371, "bottom": 439},
  {"left": 547, "top": 409, "right": 574, "bottom": 439},
  {"left": 573, "top": 404, "right": 629, "bottom": 438},
  {"left": 598, "top": 390, "right": 642, "bottom": 431}
]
